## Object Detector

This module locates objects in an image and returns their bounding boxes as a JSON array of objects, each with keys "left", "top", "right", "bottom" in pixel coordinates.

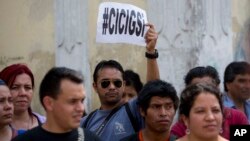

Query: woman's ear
[{"left": 182, "top": 115, "right": 189, "bottom": 128}]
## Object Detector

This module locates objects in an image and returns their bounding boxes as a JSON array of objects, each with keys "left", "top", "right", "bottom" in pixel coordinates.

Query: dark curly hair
[{"left": 179, "top": 83, "right": 223, "bottom": 117}]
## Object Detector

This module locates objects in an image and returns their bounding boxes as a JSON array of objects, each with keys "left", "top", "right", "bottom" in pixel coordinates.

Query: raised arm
[{"left": 145, "top": 23, "right": 160, "bottom": 81}]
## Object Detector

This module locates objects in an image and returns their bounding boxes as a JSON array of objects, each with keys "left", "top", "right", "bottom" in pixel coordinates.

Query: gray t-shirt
[{"left": 81, "top": 98, "right": 143, "bottom": 141}]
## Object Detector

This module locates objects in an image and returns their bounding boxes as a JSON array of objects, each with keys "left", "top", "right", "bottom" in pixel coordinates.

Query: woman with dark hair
[
  {"left": 0, "top": 79, "right": 16, "bottom": 140},
  {"left": 0, "top": 64, "right": 45, "bottom": 135},
  {"left": 171, "top": 66, "right": 249, "bottom": 140},
  {"left": 176, "top": 83, "right": 228, "bottom": 141}
]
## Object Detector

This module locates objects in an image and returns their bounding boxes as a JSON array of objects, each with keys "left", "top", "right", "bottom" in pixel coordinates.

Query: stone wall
[{"left": 1, "top": 0, "right": 250, "bottom": 113}]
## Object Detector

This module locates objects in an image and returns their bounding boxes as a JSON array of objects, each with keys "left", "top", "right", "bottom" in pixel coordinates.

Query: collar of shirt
[
  {"left": 222, "top": 92, "right": 250, "bottom": 122},
  {"left": 222, "top": 93, "right": 236, "bottom": 108}
]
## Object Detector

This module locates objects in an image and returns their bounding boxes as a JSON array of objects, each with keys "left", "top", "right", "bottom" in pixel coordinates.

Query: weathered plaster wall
[
  {"left": 0, "top": 0, "right": 55, "bottom": 114},
  {"left": 54, "top": 0, "right": 93, "bottom": 112},
  {"left": 1, "top": 0, "right": 250, "bottom": 114},
  {"left": 232, "top": 0, "right": 250, "bottom": 62},
  {"left": 147, "top": 0, "right": 233, "bottom": 93}
]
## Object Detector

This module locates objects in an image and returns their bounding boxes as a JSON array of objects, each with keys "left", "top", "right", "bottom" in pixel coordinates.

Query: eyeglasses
[{"left": 100, "top": 80, "right": 123, "bottom": 89}]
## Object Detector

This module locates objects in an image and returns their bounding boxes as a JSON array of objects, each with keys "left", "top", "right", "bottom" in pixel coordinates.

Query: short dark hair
[
  {"left": 179, "top": 83, "right": 223, "bottom": 117},
  {"left": 137, "top": 80, "right": 179, "bottom": 114},
  {"left": 39, "top": 67, "right": 84, "bottom": 108},
  {"left": 124, "top": 70, "right": 143, "bottom": 93},
  {"left": 93, "top": 60, "right": 124, "bottom": 83},
  {"left": 223, "top": 61, "right": 250, "bottom": 92},
  {"left": 184, "top": 66, "right": 220, "bottom": 86}
]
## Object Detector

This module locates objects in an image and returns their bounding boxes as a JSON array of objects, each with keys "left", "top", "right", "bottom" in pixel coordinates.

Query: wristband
[{"left": 145, "top": 49, "right": 158, "bottom": 59}]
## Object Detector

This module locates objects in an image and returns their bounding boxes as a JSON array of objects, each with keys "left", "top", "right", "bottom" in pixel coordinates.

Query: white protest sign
[{"left": 96, "top": 2, "right": 148, "bottom": 46}]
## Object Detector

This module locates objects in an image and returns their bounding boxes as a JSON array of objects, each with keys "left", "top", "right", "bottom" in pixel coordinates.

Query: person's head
[
  {"left": 0, "top": 63, "right": 34, "bottom": 115},
  {"left": 224, "top": 61, "right": 250, "bottom": 101},
  {"left": 184, "top": 66, "right": 220, "bottom": 87},
  {"left": 93, "top": 60, "right": 125, "bottom": 109},
  {"left": 122, "top": 70, "right": 143, "bottom": 103},
  {"left": 137, "top": 80, "right": 179, "bottom": 133},
  {"left": 0, "top": 79, "right": 13, "bottom": 127},
  {"left": 179, "top": 83, "right": 223, "bottom": 140},
  {"left": 39, "top": 67, "right": 85, "bottom": 131}
]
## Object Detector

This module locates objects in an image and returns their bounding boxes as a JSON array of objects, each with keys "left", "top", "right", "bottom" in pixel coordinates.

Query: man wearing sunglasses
[{"left": 81, "top": 23, "right": 159, "bottom": 141}]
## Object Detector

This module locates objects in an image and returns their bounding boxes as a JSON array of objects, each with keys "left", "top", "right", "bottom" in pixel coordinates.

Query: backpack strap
[
  {"left": 82, "top": 109, "right": 98, "bottom": 128},
  {"left": 125, "top": 103, "right": 139, "bottom": 132},
  {"left": 83, "top": 103, "right": 140, "bottom": 133},
  {"left": 33, "top": 113, "right": 42, "bottom": 125},
  {"left": 82, "top": 105, "right": 123, "bottom": 136},
  {"left": 95, "top": 105, "right": 123, "bottom": 136},
  {"left": 77, "top": 127, "right": 85, "bottom": 141}
]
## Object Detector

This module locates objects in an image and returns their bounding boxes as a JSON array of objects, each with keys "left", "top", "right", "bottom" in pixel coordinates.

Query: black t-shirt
[{"left": 12, "top": 126, "right": 100, "bottom": 141}]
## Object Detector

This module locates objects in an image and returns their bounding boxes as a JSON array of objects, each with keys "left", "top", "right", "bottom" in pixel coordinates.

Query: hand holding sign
[
  {"left": 96, "top": 2, "right": 148, "bottom": 46},
  {"left": 145, "top": 23, "right": 158, "bottom": 52}
]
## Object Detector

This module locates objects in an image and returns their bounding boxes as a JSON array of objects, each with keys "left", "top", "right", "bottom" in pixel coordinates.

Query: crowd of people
[{"left": 1, "top": 22, "right": 250, "bottom": 141}]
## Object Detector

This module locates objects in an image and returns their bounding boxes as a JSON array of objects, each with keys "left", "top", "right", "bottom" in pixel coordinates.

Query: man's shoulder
[
  {"left": 83, "top": 128, "right": 101, "bottom": 141},
  {"left": 83, "top": 100, "right": 137, "bottom": 121},
  {"left": 223, "top": 107, "right": 249, "bottom": 124}
]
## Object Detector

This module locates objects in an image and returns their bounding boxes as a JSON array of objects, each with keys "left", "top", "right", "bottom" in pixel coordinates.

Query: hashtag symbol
[{"left": 102, "top": 8, "right": 109, "bottom": 35}]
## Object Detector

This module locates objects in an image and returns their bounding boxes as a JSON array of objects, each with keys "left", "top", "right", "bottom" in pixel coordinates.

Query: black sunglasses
[{"left": 100, "top": 80, "right": 123, "bottom": 89}]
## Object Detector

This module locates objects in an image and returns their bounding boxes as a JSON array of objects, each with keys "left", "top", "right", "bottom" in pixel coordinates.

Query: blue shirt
[
  {"left": 222, "top": 93, "right": 250, "bottom": 123},
  {"left": 81, "top": 98, "right": 143, "bottom": 141}
]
